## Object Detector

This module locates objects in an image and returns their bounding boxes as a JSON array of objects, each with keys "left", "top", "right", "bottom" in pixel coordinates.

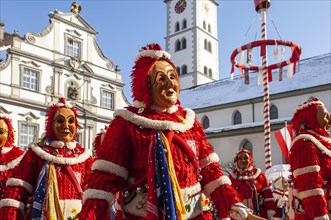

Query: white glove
[
  {"left": 267, "top": 210, "right": 275, "bottom": 219},
  {"left": 229, "top": 203, "right": 250, "bottom": 220},
  {"left": 221, "top": 218, "right": 231, "bottom": 220},
  {"left": 277, "top": 195, "right": 288, "bottom": 208},
  {"left": 314, "top": 214, "right": 330, "bottom": 220}
]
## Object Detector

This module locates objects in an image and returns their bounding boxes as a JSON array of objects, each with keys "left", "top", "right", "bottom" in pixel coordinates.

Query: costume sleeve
[
  {"left": 195, "top": 121, "right": 241, "bottom": 218},
  {"left": 0, "top": 150, "right": 38, "bottom": 220},
  {"left": 290, "top": 139, "right": 328, "bottom": 219},
  {"left": 80, "top": 118, "right": 131, "bottom": 219},
  {"left": 259, "top": 172, "right": 277, "bottom": 212}
]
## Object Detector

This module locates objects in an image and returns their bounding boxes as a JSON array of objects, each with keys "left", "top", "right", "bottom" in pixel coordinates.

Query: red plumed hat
[
  {"left": 130, "top": 43, "right": 178, "bottom": 108},
  {"left": 292, "top": 97, "right": 325, "bottom": 136}
]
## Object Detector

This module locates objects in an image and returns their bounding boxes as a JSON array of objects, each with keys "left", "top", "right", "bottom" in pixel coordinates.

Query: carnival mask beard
[
  {"left": 0, "top": 119, "right": 9, "bottom": 148},
  {"left": 236, "top": 152, "right": 251, "bottom": 170},
  {"left": 52, "top": 108, "right": 77, "bottom": 142},
  {"left": 317, "top": 105, "right": 331, "bottom": 135},
  {"left": 149, "top": 60, "right": 180, "bottom": 109}
]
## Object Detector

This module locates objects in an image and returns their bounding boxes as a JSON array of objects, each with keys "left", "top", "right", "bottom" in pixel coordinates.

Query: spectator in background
[
  {"left": 289, "top": 98, "right": 331, "bottom": 219},
  {"left": 229, "top": 148, "right": 277, "bottom": 219},
  {"left": 0, "top": 98, "right": 93, "bottom": 220},
  {"left": 0, "top": 113, "right": 25, "bottom": 197}
]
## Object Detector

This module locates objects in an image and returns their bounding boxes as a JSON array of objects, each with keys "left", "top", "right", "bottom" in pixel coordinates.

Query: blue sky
[{"left": 1, "top": 0, "right": 330, "bottom": 101}]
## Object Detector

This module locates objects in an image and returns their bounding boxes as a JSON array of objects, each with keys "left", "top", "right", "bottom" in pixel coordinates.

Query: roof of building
[{"left": 180, "top": 53, "right": 331, "bottom": 110}]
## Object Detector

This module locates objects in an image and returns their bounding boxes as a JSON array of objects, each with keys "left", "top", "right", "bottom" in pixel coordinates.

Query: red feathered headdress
[
  {"left": 130, "top": 43, "right": 179, "bottom": 108},
  {"left": 292, "top": 97, "right": 325, "bottom": 137},
  {"left": 45, "top": 97, "right": 80, "bottom": 141},
  {"left": 0, "top": 113, "right": 15, "bottom": 147}
]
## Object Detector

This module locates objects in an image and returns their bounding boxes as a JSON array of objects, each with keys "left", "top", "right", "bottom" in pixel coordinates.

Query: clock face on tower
[{"left": 175, "top": 0, "right": 187, "bottom": 14}]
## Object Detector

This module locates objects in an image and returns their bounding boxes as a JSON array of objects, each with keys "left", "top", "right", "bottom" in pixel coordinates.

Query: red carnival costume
[
  {"left": 289, "top": 98, "right": 331, "bottom": 220},
  {"left": 229, "top": 149, "right": 276, "bottom": 219},
  {"left": 80, "top": 44, "right": 250, "bottom": 220},
  {"left": 0, "top": 114, "right": 25, "bottom": 197},
  {"left": 0, "top": 98, "right": 93, "bottom": 220}
]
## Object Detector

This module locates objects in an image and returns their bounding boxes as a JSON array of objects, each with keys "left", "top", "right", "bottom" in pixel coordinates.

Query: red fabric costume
[
  {"left": 289, "top": 98, "right": 331, "bottom": 220},
  {"left": 0, "top": 115, "right": 25, "bottom": 197},
  {"left": 0, "top": 99, "right": 94, "bottom": 220},
  {"left": 80, "top": 44, "right": 245, "bottom": 220},
  {"left": 229, "top": 149, "right": 276, "bottom": 219}
]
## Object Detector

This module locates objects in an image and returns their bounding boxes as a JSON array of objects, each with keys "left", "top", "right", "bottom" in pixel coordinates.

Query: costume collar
[
  {"left": 230, "top": 167, "right": 261, "bottom": 180},
  {"left": 1, "top": 146, "right": 13, "bottom": 154},
  {"left": 29, "top": 143, "right": 91, "bottom": 165},
  {"left": 114, "top": 108, "right": 195, "bottom": 132},
  {"left": 150, "top": 105, "right": 178, "bottom": 114},
  {"left": 0, "top": 153, "right": 25, "bottom": 172},
  {"left": 50, "top": 141, "right": 77, "bottom": 150}
]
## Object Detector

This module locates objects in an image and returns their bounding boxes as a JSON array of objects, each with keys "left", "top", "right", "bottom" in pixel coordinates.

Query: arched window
[
  {"left": 175, "top": 22, "right": 180, "bottom": 32},
  {"left": 182, "top": 19, "right": 187, "bottom": 29},
  {"left": 181, "top": 65, "right": 187, "bottom": 75},
  {"left": 202, "top": 116, "right": 210, "bottom": 129},
  {"left": 233, "top": 110, "right": 242, "bottom": 125},
  {"left": 204, "top": 66, "right": 208, "bottom": 75},
  {"left": 270, "top": 104, "right": 278, "bottom": 120},
  {"left": 204, "top": 39, "right": 208, "bottom": 50},
  {"left": 208, "top": 24, "right": 211, "bottom": 33},
  {"left": 239, "top": 139, "right": 253, "bottom": 154},
  {"left": 175, "top": 40, "right": 181, "bottom": 52},
  {"left": 208, "top": 41, "right": 212, "bottom": 53},
  {"left": 208, "top": 68, "right": 212, "bottom": 77},
  {"left": 203, "top": 21, "right": 206, "bottom": 29},
  {"left": 182, "top": 38, "right": 187, "bottom": 49},
  {"left": 176, "top": 66, "right": 181, "bottom": 75}
]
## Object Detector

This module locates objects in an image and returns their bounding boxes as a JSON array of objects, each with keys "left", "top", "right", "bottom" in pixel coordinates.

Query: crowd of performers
[{"left": 0, "top": 43, "right": 330, "bottom": 220}]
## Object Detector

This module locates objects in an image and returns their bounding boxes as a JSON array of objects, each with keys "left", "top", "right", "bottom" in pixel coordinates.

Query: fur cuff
[
  {"left": 203, "top": 176, "right": 231, "bottom": 197},
  {"left": 200, "top": 153, "right": 219, "bottom": 169},
  {"left": 83, "top": 189, "right": 114, "bottom": 205},
  {"left": 92, "top": 159, "right": 128, "bottom": 180},
  {"left": 6, "top": 178, "right": 34, "bottom": 194},
  {"left": 0, "top": 198, "right": 25, "bottom": 211},
  {"left": 299, "top": 188, "right": 324, "bottom": 199},
  {"left": 0, "top": 154, "right": 24, "bottom": 172},
  {"left": 293, "top": 165, "right": 320, "bottom": 178}
]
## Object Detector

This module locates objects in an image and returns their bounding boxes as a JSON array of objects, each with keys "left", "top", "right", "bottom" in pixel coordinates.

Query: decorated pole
[{"left": 254, "top": 0, "right": 272, "bottom": 170}]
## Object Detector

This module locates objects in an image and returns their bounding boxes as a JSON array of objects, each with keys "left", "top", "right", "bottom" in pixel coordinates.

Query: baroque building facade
[{"left": 0, "top": 4, "right": 129, "bottom": 152}]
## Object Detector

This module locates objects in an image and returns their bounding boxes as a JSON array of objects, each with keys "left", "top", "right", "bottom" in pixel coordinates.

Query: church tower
[{"left": 165, "top": 0, "right": 219, "bottom": 90}]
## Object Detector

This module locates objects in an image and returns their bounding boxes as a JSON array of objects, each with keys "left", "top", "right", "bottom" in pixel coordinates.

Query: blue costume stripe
[
  {"left": 31, "top": 161, "right": 49, "bottom": 219},
  {"left": 155, "top": 131, "right": 177, "bottom": 220}
]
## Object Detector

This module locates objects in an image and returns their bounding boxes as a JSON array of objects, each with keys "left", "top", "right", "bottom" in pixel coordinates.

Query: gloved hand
[
  {"left": 277, "top": 196, "right": 288, "bottom": 208},
  {"left": 229, "top": 203, "right": 250, "bottom": 220}
]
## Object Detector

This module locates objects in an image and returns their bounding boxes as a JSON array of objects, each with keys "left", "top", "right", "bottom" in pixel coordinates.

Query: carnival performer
[
  {"left": 0, "top": 98, "right": 94, "bottom": 220},
  {"left": 0, "top": 113, "right": 25, "bottom": 197},
  {"left": 80, "top": 43, "right": 251, "bottom": 220},
  {"left": 272, "top": 176, "right": 289, "bottom": 220},
  {"left": 229, "top": 149, "right": 276, "bottom": 219},
  {"left": 289, "top": 98, "right": 331, "bottom": 219}
]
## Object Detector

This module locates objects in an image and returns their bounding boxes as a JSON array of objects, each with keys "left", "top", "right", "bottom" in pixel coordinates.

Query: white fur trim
[
  {"left": 6, "top": 178, "right": 34, "bottom": 194},
  {"left": 292, "top": 134, "right": 331, "bottom": 158},
  {"left": 1, "top": 147, "right": 12, "bottom": 154},
  {"left": 59, "top": 199, "right": 82, "bottom": 218},
  {"left": 199, "top": 153, "right": 219, "bottom": 169},
  {"left": 92, "top": 160, "right": 128, "bottom": 180},
  {"left": 150, "top": 105, "right": 178, "bottom": 114},
  {"left": 49, "top": 141, "right": 76, "bottom": 150},
  {"left": 262, "top": 185, "right": 272, "bottom": 192},
  {"left": 264, "top": 197, "right": 275, "bottom": 202},
  {"left": 299, "top": 188, "right": 324, "bottom": 200},
  {"left": 0, "top": 153, "right": 25, "bottom": 172},
  {"left": 203, "top": 176, "right": 231, "bottom": 197},
  {"left": 134, "top": 49, "right": 171, "bottom": 63},
  {"left": 83, "top": 188, "right": 114, "bottom": 205},
  {"left": 230, "top": 168, "right": 261, "bottom": 180},
  {"left": 114, "top": 108, "right": 195, "bottom": 132},
  {"left": 314, "top": 215, "right": 329, "bottom": 220},
  {"left": 0, "top": 198, "right": 25, "bottom": 211},
  {"left": 30, "top": 143, "right": 91, "bottom": 165},
  {"left": 293, "top": 165, "right": 320, "bottom": 178},
  {"left": 133, "top": 101, "right": 146, "bottom": 109}
]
